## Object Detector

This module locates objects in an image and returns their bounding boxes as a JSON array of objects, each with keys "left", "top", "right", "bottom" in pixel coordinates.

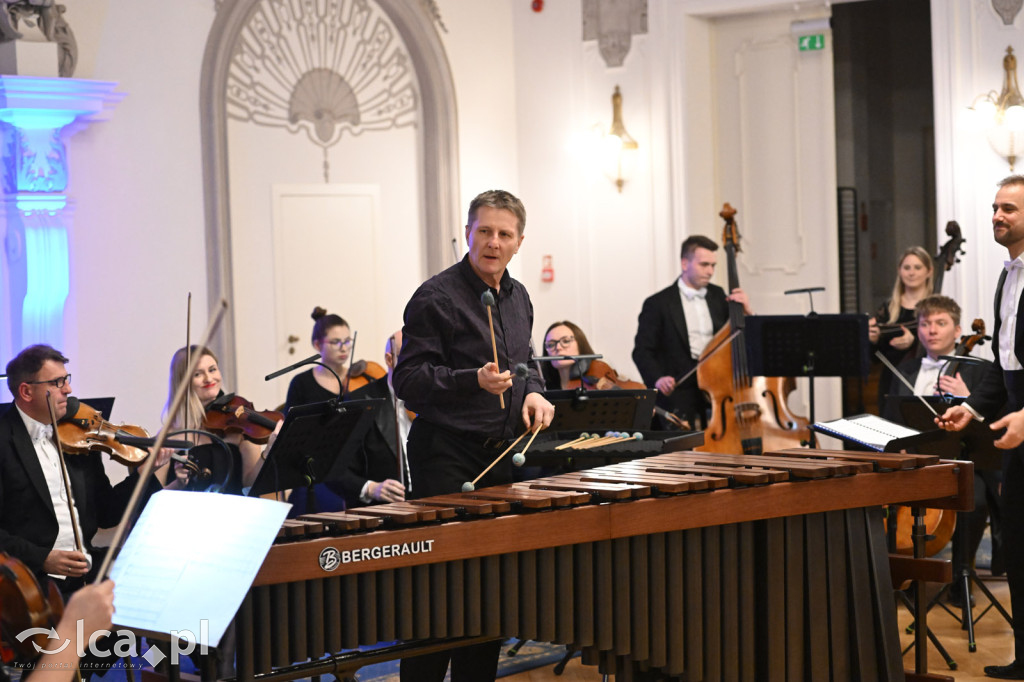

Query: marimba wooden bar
[{"left": 227, "top": 449, "right": 972, "bottom": 681}]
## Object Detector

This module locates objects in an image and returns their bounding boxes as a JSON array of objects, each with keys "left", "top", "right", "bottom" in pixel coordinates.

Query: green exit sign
[{"left": 798, "top": 34, "right": 825, "bottom": 51}]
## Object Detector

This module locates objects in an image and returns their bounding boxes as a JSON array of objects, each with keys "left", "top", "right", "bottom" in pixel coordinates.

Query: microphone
[
  {"left": 114, "top": 432, "right": 194, "bottom": 450},
  {"left": 59, "top": 396, "right": 80, "bottom": 422},
  {"left": 784, "top": 287, "right": 825, "bottom": 295},
  {"left": 265, "top": 353, "right": 320, "bottom": 381}
]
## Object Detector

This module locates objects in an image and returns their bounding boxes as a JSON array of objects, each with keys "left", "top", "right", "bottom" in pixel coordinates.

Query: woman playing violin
[
  {"left": 541, "top": 321, "right": 644, "bottom": 391},
  {"left": 284, "top": 307, "right": 386, "bottom": 407},
  {"left": 868, "top": 246, "right": 934, "bottom": 407},
  {"left": 163, "top": 345, "right": 269, "bottom": 494}
]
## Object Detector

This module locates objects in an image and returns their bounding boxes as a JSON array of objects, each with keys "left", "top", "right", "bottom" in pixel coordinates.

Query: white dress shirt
[
  {"left": 1000, "top": 256, "right": 1024, "bottom": 371},
  {"left": 678, "top": 278, "right": 714, "bottom": 359},
  {"left": 912, "top": 356, "right": 945, "bottom": 396},
  {"left": 17, "top": 405, "right": 89, "bottom": 579}
]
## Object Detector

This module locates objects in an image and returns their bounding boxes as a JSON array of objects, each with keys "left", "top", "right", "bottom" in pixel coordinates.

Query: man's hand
[
  {"left": 727, "top": 288, "right": 753, "bottom": 315},
  {"left": 522, "top": 392, "right": 554, "bottom": 432},
  {"left": 992, "top": 409, "right": 1024, "bottom": 449},
  {"left": 937, "top": 373, "right": 970, "bottom": 398},
  {"left": 655, "top": 376, "right": 676, "bottom": 395},
  {"left": 890, "top": 326, "right": 915, "bottom": 351},
  {"left": 43, "top": 549, "right": 90, "bottom": 577},
  {"left": 477, "top": 362, "right": 512, "bottom": 395},
  {"left": 370, "top": 479, "right": 406, "bottom": 503},
  {"left": 868, "top": 316, "right": 880, "bottom": 344},
  {"left": 935, "top": 405, "right": 972, "bottom": 432}
]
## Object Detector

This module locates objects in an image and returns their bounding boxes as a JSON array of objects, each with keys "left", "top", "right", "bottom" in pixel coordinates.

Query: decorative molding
[
  {"left": 226, "top": 0, "right": 419, "bottom": 182},
  {"left": 992, "top": 0, "right": 1023, "bottom": 25},
  {"left": 200, "top": 0, "right": 460, "bottom": 382},
  {"left": 582, "top": 0, "right": 648, "bottom": 68}
]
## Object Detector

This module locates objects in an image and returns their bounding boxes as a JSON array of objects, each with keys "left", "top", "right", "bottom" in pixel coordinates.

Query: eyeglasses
[
  {"left": 325, "top": 338, "right": 353, "bottom": 349},
  {"left": 544, "top": 336, "right": 575, "bottom": 352},
  {"left": 26, "top": 374, "right": 71, "bottom": 389}
]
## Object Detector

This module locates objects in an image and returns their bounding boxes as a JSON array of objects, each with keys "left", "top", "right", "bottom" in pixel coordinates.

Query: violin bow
[
  {"left": 388, "top": 334, "right": 410, "bottom": 491},
  {"left": 344, "top": 330, "right": 358, "bottom": 395},
  {"left": 45, "top": 391, "right": 85, "bottom": 556},
  {"left": 873, "top": 350, "right": 938, "bottom": 418},
  {"left": 94, "top": 299, "right": 229, "bottom": 582},
  {"left": 185, "top": 292, "right": 192, "bottom": 441}
]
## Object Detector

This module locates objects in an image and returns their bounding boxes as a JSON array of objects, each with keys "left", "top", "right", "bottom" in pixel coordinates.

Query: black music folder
[{"left": 248, "top": 397, "right": 380, "bottom": 497}]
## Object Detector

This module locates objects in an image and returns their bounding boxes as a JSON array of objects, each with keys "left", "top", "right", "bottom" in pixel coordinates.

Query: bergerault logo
[{"left": 318, "top": 540, "right": 435, "bottom": 572}]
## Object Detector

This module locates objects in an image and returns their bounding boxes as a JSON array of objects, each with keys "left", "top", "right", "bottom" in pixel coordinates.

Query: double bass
[{"left": 695, "top": 204, "right": 810, "bottom": 454}]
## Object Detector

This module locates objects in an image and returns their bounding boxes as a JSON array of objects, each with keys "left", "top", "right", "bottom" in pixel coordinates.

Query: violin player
[
  {"left": 938, "top": 175, "right": 1024, "bottom": 679},
  {"left": 0, "top": 345, "right": 167, "bottom": 678},
  {"left": 392, "top": 189, "right": 554, "bottom": 682},
  {"left": 632, "top": 235, "right": 751, "bottom": 428},
  {"left": 883, "top": 294, "right": 1000, "bottom": 609},
  {"left": 0, "top": 345, "right": 165, "bottom": 591},
  {"left": 284, "top": 307, "right": 386, "bottom": 406},
  {"left": 163, "top": 345, "right": 278, "bottom": 494},
  {"left": 868, "top": 246, "right": 934, "bottom": 408},
  {"left": 541, "top": 320, "right": 644, "bottom": 391}
]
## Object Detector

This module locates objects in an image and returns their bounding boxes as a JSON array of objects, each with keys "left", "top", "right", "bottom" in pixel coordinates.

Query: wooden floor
[{"left": 503, "top": 570, "right": 1016, "bottom": 681}]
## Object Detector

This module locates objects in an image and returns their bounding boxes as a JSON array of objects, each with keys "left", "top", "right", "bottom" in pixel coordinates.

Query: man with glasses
[
  {"left": 633, "top": 235, "right": 750, "bottom": 428},
  {"left": 0, "top": 344, "right": 163, "bottom": 595}
]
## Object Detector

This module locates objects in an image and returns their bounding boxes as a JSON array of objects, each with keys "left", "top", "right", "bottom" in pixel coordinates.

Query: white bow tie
[
  {"left": 32, "top": 424, "right": 53, "bottom": 444},
  {"left": 1006, "top": 259, "right": 1024, "bottom": 272},
  {"left": 682, "top": 286, "right": 707, "bottom": 301},
  {"left": 919, "top": 356, "right": 946, "bottom": 372}
]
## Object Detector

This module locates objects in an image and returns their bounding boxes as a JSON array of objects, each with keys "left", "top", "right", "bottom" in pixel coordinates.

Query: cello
[{"left": 695, "top": 203, "right": 810, "bottom": 454}]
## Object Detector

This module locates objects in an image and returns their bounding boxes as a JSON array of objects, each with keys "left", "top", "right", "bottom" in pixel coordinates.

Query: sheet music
[
  {"left": 109, "top": 490, "right": 290, "bottom": 646},
  {"left": 812, "top": 414, "right": 920, "bottom": 451}
]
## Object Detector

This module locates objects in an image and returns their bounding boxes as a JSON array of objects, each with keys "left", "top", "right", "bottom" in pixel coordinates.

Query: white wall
[{"left": 932, "top": 0, "right": 1024, "bottom": 362}]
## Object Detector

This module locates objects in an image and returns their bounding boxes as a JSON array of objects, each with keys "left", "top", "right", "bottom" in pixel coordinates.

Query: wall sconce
[
  {"left": 967, "top": 46, "right": 1024, "bottom": 171},
  {"left": 606, "top": 85, "right": 637, "bottom": 192}
]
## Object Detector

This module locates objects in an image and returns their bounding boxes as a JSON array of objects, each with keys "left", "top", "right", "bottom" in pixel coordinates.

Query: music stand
[
  {"left": 745, "top": 314, "right": 870, "bottom": 447},
  {"left": 542, "top": 388, "right": 658, "bottom": 431},
  {"left": 248, "top": 398, "right": 381, "bottom": 513}
]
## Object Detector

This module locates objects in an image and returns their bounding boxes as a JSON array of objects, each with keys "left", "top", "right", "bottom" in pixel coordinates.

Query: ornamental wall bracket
[
  {"left": 0, "top": 0, "right": 77, "bottom": 77},
  {"left": 993, "top": 0, "right": 1024, "bottom": 25},
  {"left": 582, "top": 0, "right": 647, "bottom": 69}
]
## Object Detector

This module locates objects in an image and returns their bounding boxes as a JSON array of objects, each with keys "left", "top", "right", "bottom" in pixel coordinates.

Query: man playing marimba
[{"left": 393, "top": 189, "right": 554, "bottom": 682}]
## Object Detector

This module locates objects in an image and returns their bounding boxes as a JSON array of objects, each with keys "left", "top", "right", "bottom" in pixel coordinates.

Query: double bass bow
[{"left": 695, "top": 203, "right": 810, "bottom": 454}]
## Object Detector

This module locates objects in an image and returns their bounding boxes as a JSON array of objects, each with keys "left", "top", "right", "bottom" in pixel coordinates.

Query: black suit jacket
[
  {"left": 342, "top": 377, "right": 401, "bottom": 508},
  {"left": 967, "top": 268, "right": 1024, "bottom": 418},
  {"left": 0, "top": 406, "right": 149, "bottom": 580},
  {"left": 632, "top": 281, "right": 730, "bottom": 417},
  {"left": 883, "top": 356, "right": 991, "bottom": 422}
]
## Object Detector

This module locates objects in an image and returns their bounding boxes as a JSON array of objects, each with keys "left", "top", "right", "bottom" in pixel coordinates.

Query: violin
[
  {"left": 696, "top": 203, "right": 810, "bottom": 454},
  {"left": 57, "top": 398, "right": 152, "bottom": 467},
  {"left": 344, "top": 359, "right": 387, "bottom": 394},
  {"left": 568, "top": 359, "right": 646, "bottom": 391},
  {"left": 203, "top": 393, "right": 283, "bottom": 444},
  {"left": 0, "top": 552, "right": 63, "bottom": 663}
]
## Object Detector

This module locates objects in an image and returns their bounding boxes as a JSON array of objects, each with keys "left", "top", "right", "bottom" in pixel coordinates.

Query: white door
[{"left": 267, "top": 185, "right": 384, "bottom": 406}]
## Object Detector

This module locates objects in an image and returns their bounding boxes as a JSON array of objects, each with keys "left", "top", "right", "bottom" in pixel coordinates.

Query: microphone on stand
[{"left": 265, "top": 353, "right": 320, "bottom": 381}]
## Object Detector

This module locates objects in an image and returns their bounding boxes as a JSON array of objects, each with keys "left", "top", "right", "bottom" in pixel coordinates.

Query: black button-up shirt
[{"left": 393, "top": 256, "right": 544, "bottom": 439}]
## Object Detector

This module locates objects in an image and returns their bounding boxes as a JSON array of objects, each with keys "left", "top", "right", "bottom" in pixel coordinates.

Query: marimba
[{"left": 230, "top": 448, "right": 972, "bottom": 681}]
